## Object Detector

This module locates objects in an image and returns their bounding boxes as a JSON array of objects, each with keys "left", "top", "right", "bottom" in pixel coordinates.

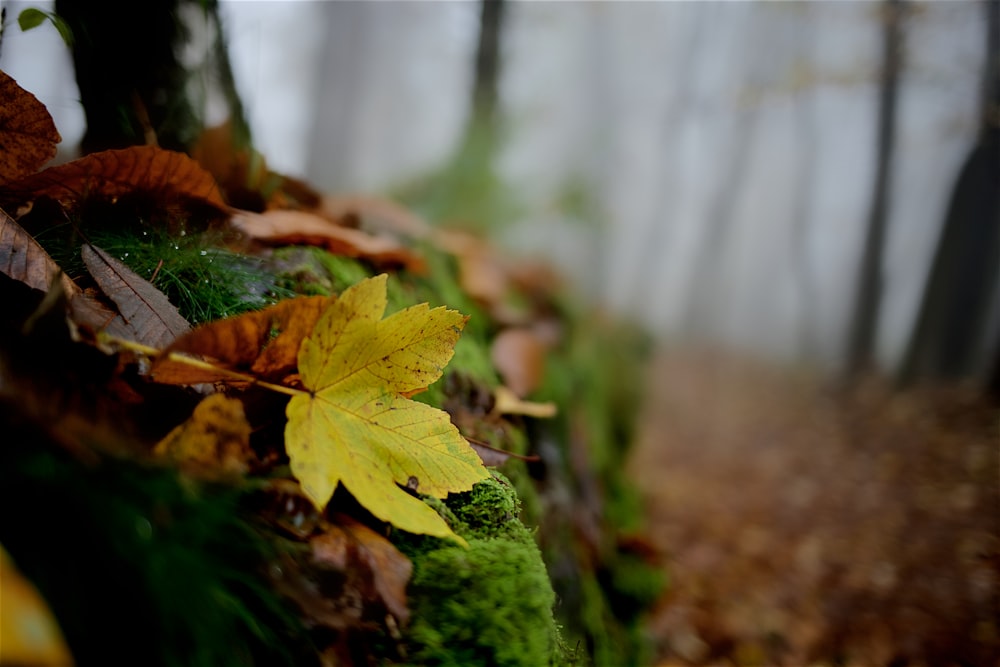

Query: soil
[{"left": 628, "top": 346, "right": 999, "bottom": 667}]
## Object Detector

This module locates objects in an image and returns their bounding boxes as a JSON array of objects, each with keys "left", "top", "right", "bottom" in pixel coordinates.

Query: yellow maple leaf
[{"left": 285, "top": 273, "right": 488, "bottom": 544}]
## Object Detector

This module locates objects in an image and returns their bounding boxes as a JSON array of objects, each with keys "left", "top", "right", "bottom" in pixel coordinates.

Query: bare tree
[
  {"left": 844, "top": 0, "right": 904, "bottom": 379},
  {"left": 898, "top": 0, "right": 1000, "bottom": 392}
]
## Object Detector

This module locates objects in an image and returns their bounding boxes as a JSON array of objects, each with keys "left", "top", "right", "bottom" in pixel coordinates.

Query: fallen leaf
[
  {"left": 0, "top": 207, "right": 76, "bottom": 295},
  {"left": 0, "top": 546, "right": 74, "bottom": 666},
  {"left": 231, "top": 209, "right": 425, "bottom": 272},
  {"left": 492, "top": 385, "right": 558, "bottom": 419},
  {"left": 285, "top": 274, "right": 487, "bottom": 543},
  {"left": 310, "top": 515, "right": 413, "bottom": 623},
  {"left": 491, "top": 327, "right": 548, "bottom": 397},
  {"left": 319, "top": 194, "right": 430, "bottom": 239},
  {"left": 154, "top": 393, "right": 254, "bottom": 475},
  {"left": 82, "top": 244, "right": 191, "bottom": 348},
  {"left": 0, "top": 209, "right": 133, "bottom": 340},
  {"left": 3, "top": 145, "right": 227, "bottom": 211},
  {"left": 151, "top": 295, "right": 333, "bottom": 385},
  {"left": 0, "top": 70, "right": 61, "bottom": 185},
  {"left": 434, "top": 229, "right": 510, "bottom": 307},
  {"left": 190, "top": 122, "right": 275, "bottom": 211},
  {"left": 432, "top": 228, "right": 563, "bottom": 324}
]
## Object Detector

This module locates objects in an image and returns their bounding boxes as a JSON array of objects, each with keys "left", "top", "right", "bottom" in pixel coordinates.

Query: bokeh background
[{"left": 3, "top": 0, "right": 996, "bottom": 387}]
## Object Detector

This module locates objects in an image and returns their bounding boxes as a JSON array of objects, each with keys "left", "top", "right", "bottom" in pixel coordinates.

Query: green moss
[
  {"left": 395, "top": 471, "right": 569, "bottom": 666},
  {"left": 38, "top": 224, "right": 293, "bottom": 324},
  {"left": 406, "top": 539, "right": 560, "bottom": 667}
]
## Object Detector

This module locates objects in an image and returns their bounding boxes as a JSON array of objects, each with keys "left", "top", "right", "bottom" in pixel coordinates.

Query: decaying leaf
[
  {"left": 319, "top": 194, "right": 430, "bottom": 239},
  {"left": 434, "top": 229, "right": 510, "bottom": 308},
  {"left": 154, "top": 393, "right": 254, "bottom": 475},
  {"left": 0, "top": 70, "right": 61, "bottom": 185},
  {"left": 491, "top": 327, "right": 548, "bottom": 397},
  {"left": 310, "top": 515, "right": 413, "bottom": 624},
  {"left": 151, "top": 295, "right": 333, "bottom": 385},
  {"left": 0, "top": 209, "right": 132, "bottom": 339},
  {"left": 81, "top": 244, "right": 191, "bottom": 348},
  {"left": 4, "top": 146, "right": 227, "bottom": 211},
  {"left": 0, "top": 207, "right": 76, "bottom": 295},
  {"left": 190, "top": 122, "right": 276, "bottom": 211},
  {"left": 231, "top": 209, "right": 425, "bottom": 272},
  {"left": 432, "top": 228, "right": 562, "bottom": 324},
  {"left": 285, "top": 274, "right": 487, "bottom": 543}
]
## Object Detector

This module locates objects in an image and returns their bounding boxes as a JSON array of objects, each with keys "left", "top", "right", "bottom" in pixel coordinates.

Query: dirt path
[{"left": 628, "top": 347, "right": 999, "bottom": 666}]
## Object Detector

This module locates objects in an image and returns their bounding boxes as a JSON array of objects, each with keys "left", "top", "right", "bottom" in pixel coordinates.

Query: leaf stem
[{"left": 106, "top": 335, "right": 307, "bottom": 397}]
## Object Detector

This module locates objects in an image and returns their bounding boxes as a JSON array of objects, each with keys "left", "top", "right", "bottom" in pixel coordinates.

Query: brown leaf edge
[{"left": 0, "top": 70, "right": 61, "bottom": 185}]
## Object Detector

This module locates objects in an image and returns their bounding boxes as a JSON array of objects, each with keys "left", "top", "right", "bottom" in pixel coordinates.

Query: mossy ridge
[{"left": 529, "top": 312, "right": 663, "bottom": 665}]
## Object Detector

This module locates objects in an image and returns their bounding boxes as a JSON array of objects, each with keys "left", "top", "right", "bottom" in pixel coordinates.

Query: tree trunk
[
  {"left": 56, "top": 0, "right": 249, "bottom": 154},
  {"left": 898, "top": 0, "right": 1000, "bottom": 391},
  {"left": 843, "top": 0, "right": 903, "bottom": 379},
  {"left": 471, "top": 0, "right": 506, "bottom": 133}
]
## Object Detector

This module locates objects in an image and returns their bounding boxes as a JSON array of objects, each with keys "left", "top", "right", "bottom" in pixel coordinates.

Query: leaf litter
[{"left": 0, "top": 65, "right": 581, "bottom": 666}]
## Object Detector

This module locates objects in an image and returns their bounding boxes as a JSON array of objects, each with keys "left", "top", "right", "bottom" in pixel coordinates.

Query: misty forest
[{"left": 0, "top": 1, "right": 997, "bottom": 666}]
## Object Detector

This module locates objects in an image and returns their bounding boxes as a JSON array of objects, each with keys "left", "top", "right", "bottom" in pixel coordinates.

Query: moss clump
[
  {"left": 406, "top": 539, "right": 559, "bottom": 667},
  {"left": 398, "top": 472, "right": 568, "bottom": 666}
]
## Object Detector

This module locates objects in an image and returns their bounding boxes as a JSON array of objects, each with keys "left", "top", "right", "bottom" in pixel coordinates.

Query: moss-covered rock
[{"left": 397, "top": 471, "right": 569, "bottom": 666}]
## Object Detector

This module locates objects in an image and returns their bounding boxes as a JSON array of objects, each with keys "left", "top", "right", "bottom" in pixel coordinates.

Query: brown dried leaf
[
  {"left": 433, "top": 228, "right": 562, "bottom": 324},
  {"left": 190, "top": 122, "right": 274, "bottom": 211},
  {"left": 0, "top": 207, "right": 76, "bottom": 294},
  {"left": 0, "top": 209, "right": 130, "bottom": 340},
  {"left": 310, "top": 516, "right": 413, "bottom": 624},
  {"left": 5, "top": 146, "right": 227, "bottom": 211},
  {"left": 435, "top": 229, "right": 510, "bottom": 306},
  {"left": 319, "top": 194, "right": 430, "bottom": 238},
  {"left": 150, "top": 295, "right": 333, "bottom": 385},
  {"left": 231, "top": 209, "right": 425, "bottom": 272},
  {"left": 491, "top": 327, "right": 548, "bottom": 397},
  {"left": 0, "top": 71, "right": 61, "bottom": 185},
  {"left": 81, "top": 244, "right": 191, "bottom": 348},
  {"left": 154, "top": 393, "right": 254, "bottom": 475}
]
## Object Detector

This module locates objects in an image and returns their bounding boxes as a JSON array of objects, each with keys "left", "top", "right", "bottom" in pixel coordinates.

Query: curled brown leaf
[
  {"left": 310, "top": 516, "right": 413, "bottom": 624},
  {"left": 3, "top": 145, "right": 227, "bottom": 212},
  {"left": 231, "top": 209, "right": 425, "bottom": 272},
  {"left": 0, "top": 71, "right": 61, "bottom": 185},
  {"left": 150, "top": 295, "right": 333, "bottom": 385}
]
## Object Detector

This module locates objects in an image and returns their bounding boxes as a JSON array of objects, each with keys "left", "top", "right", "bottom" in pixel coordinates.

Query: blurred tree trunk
[
  {"left": 470, "top": 0, "right": 506, "bottom": 137},
  {"left": 844, "top": 0, "right": 903, "bottom": 379},
  {"left": 898, "top": 0, "right": 1000, "bottom": 392},
  {"left": 55, "top": 0, "right": 249, "bottom": 154}
]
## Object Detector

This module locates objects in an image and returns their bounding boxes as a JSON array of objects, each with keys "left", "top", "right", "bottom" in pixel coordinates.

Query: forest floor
[{"left": 628, "top": 346, "right": 999, "bottom": 667}]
